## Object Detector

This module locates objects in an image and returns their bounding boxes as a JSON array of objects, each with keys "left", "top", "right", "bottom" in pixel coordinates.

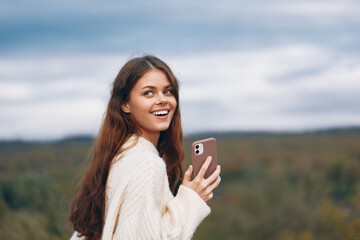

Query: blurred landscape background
[
  {"left": 1, "top": 0, "right": 360, "bottom": 239},
  {"left": 1, "top": 129, "right": 360, "bottom": 239}
]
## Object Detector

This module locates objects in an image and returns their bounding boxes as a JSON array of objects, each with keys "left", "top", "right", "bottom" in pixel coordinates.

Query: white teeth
[{"left": 152, "top": 110, "right": 169, "bottom": 116}]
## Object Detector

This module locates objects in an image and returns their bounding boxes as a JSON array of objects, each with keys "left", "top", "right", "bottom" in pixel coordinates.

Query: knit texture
[{"left": 70, "top": 135, "right": 211, "bottom": 240}]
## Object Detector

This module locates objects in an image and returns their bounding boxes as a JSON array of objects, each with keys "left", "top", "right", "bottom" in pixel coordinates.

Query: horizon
[{"left": 2, "top": 125, "right": 360, "bottom": 142}]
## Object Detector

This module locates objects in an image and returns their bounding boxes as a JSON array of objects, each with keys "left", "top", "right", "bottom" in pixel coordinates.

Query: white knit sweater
[{"left": 70, "top": 135, "right": 211, "bottom": 240}]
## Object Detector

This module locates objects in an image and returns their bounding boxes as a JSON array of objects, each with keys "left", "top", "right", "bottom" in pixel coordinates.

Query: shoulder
[
  {"left": 106, "top": 136, "right": 167, "bottom": 204},
  {"left": 111, "top": 137, "right": 167, "bottom": 196},
  {"left": 111, "top": 136, "right": 166, "bottom": 178}
]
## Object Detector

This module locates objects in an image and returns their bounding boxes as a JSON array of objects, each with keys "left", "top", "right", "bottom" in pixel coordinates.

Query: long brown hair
[{"left": 69, "top": 55, "right": 184, "bottom": 240}]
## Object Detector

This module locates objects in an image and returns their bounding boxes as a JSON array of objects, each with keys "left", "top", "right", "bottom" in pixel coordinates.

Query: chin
[
  {"left": 156, "top": 123, "right": 171, "bottom": 132},
  {"left": 158, "top": 126, "right": 171, "bottom": 132}
]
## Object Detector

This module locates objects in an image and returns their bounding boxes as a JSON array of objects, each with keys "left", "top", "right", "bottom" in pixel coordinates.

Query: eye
[
  {"left": 164, "top": 89, "right": 173, "bottom": 95},
  {"left": 144, "top": 91, "right": 154, "bottom": 96}
]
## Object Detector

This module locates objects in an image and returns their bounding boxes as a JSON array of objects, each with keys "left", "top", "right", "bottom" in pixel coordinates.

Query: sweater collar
[{"left": 127, "top": 134, "right": 159, "bottom": 156}]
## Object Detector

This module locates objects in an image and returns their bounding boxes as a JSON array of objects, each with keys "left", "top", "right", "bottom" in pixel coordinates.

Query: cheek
[
  {"left": 170, "top": 97, "right": 177, "bottom": 108},
  {"left": 131, "top": 99, "right": 151, "bottom": 113}
]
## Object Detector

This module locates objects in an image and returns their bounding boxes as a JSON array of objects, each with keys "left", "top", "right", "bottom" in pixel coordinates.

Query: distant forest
[{"left": 1, "top": 128, "right": 360, "bottom": 240}]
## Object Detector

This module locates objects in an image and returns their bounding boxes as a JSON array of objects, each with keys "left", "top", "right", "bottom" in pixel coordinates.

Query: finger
[
  {"left": 208, "top": 176, "right": 221, "bottom": 193},
  {"left": 183, "top": 165, "right": 193, "bottom": 184},
  {"left": 196, "top": 156, "right": 212, "bottom": 180},
  {"left": 205, "top": 192, "right": 214, "bottom": 202},
  {"left": 204, "top": 165, "right": 221, "bottom": 185}
]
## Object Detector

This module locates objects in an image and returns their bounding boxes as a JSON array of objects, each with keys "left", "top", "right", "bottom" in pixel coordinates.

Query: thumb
[{"left": 183, "top": 165, "right": 193, "bottom": 184}]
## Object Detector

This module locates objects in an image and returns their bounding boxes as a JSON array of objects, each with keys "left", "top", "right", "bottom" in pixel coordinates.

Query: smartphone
[{"left": 191, "top": 137, "right": 217, "bottom": 179}]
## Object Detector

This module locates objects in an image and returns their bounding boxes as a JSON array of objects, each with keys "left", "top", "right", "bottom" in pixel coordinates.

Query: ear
[{"left": 121, "top": 102, "right": 131, "bottom": 113}]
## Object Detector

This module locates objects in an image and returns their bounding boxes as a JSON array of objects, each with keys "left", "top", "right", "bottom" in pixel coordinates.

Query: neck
[{"left": 139, "top": 131, "right": 160, "bottom": 148}]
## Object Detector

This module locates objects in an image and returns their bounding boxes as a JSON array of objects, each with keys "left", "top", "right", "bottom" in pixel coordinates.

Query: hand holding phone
[{"left": 182, "top": 137, "right": 220, "bottom": 202}]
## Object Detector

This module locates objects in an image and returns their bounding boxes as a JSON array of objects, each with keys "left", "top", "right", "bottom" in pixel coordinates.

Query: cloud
[
  {"left": 1, "top": 0, "right": 359, "bottom": 55},
  {"left": 1, "top": 44, "right": 359, "bottom": 139},
  {"left": 1, "top": 0, "right": 359, "bottom": 139},
  {"left": 1, "top": 98, "right": 105, "bottom": 140},
  {"left": 0, "top": 54, "right": 125, "bottom": 140},
  {"left": 0, "top": 82, "right": 34, "bottom": 101},
  {"left": 169, "top": 45, "right": 360, "bottom": 132}
]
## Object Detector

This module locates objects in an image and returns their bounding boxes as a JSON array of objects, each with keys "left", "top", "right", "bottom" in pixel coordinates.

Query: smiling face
[{"left": 121, "top": 68, "right": 177, "bottom": 145}]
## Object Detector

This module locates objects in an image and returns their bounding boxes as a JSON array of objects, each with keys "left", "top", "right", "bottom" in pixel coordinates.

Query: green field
[{"left": 1, "top": 130, "right": 360, "bottom": 240}]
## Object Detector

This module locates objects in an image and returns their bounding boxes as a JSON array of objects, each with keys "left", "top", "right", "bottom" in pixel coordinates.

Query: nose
[{"left": 156, "top": 92, "right": 168, "bottom": 105}]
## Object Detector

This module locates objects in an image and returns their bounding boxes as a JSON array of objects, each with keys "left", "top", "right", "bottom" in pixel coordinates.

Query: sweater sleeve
[{"left": 111, "top": 155, "right": 211, "bottom": 240}]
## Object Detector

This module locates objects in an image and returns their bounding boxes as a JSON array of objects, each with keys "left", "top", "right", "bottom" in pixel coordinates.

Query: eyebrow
[{"left": 141, "top": 85, "right": 172, "bottom": 90}]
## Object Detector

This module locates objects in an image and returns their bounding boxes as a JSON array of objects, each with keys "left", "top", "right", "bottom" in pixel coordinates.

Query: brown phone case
[{"left": 191, "top": 138, "right": 217, "bottom": 179}]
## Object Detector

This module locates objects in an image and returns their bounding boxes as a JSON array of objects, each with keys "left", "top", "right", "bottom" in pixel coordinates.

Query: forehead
[{"left": 134, "top": 69, "right": 171, "bottom": 89}]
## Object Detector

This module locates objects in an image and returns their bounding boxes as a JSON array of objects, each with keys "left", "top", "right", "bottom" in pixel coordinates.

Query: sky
[{"left": 1, "top": 0, "right": 360, "bottom": 140}]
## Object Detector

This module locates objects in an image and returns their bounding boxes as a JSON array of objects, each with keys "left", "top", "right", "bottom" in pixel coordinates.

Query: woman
[{"left": 69, "top": 55, "right": 221, "bottom": 240}]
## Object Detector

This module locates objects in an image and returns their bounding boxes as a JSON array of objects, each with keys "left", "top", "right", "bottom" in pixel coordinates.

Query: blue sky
[{"left": 1, "top": 0, "right": 360, "bottom": 140}]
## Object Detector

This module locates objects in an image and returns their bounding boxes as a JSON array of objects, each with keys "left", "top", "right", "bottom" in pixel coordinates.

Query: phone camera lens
[
  {"left": 195, "top": 150, "right": 199, "bottom": 154},
  {"left": 195, "top": 145, "right": 199, "bottom": 149}
]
